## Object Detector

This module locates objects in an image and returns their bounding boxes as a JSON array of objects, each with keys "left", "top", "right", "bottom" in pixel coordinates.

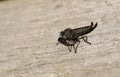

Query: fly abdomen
[{"left": 72, "top": 22, "right": 97, "bottom": 39}]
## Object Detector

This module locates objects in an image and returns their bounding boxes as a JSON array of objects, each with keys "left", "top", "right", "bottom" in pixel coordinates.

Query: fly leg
[
  {"left": 68, "top": 46, "right": 72, "bottom": 52},
  {"left": 67, "top": 41, "right": 72, "bottom": 52},
  {"left": 73, "top": 45, "right": 76, "bottom": 53},
  {"left": 82, "top": 36, "right": 91, "bottom": 45},
  {"left": 73, "top": 40, "right": 80, "bottom": 53}
]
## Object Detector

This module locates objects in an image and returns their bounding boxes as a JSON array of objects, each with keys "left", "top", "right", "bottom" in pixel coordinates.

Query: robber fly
[{"left": 56, "top": 22, "right": 98, "bottom": 53}]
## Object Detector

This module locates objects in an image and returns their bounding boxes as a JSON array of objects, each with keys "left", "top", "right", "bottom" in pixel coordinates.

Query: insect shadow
[{"left": 56, "top": 22, "right": 98, "bottom": 53}]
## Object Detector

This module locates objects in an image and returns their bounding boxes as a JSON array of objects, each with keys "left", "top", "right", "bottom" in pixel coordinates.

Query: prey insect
[{"left": 56, "top": 22, "right": 98, "bottom": 53}]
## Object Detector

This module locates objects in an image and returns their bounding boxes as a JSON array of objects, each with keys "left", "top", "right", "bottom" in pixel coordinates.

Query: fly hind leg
[{"left": 79, "top": 36, "right": 91, "bottom": 45}]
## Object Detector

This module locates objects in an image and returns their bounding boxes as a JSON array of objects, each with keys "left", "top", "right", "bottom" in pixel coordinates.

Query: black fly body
[{"left": 56, "top": 22, "right": 98, "bottom": 53}]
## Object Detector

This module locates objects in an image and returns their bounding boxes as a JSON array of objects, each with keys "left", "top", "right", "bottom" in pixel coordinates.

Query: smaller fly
[{"left": 56, "top": 22, "right": 98, "bottom": 53}]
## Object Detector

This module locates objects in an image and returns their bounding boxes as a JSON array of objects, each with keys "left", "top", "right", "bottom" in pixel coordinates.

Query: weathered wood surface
[{"left": 0, "top": 0, "right": 120, "bottom": 77}]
